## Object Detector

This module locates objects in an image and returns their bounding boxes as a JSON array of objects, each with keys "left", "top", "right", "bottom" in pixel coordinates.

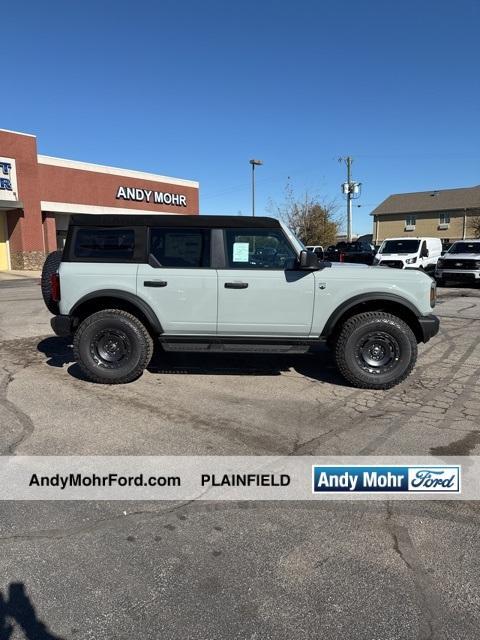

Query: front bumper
[
  {"left": 436, "top": 269, "right": 480, "bottom": 280},
  {"left": 51, "top": 314, "right": 75, "bottom": 337},
  {"left": 418, "top": 314, "right": 440, "bottom": 343}
]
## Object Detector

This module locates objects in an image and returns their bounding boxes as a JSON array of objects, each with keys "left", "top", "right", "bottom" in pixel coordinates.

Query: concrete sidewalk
[{"left": 0, "top": 269, "right": 41, "bottom": 280}]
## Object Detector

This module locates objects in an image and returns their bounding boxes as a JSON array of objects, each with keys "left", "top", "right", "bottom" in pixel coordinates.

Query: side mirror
[
  {"left": 422, "top": 248, "right": 429, "bottom": 258},
  {"left": 299, "top": 249, "right": 320, "bottom": 270}
]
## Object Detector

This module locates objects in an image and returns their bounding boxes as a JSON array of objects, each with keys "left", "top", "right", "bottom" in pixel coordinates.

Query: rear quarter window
[{"left": 72, "top": 228, "right": 136, "bottom": 261}]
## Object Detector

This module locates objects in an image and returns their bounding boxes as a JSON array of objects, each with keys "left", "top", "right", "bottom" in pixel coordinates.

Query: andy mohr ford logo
[{"left": 312, "top": 465, "right": 460, "bottom": 493}]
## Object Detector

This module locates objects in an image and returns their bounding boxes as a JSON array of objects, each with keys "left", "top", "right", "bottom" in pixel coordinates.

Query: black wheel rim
[
  {"left": 354, "top": 331, "right": 400, "bottom": 375},
  {"left": 90, "top": 329, "right": 131, "bottom": 369}
]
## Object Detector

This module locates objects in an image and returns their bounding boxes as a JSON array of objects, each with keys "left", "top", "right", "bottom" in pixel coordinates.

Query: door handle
[
  {"left": 144, "top": 280, "right": 168, "bottom": 287},
  {"left": 224, "top": 282, "right": 248, "bottom": 289}
]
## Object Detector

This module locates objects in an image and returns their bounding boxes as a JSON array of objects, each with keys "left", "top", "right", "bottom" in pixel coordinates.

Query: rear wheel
[
  {"left": 41, "top": 250, "right": 62, "bottom": 314},
  {"left": 333, "top": 311, "right": 417, "bottom": 390},
  {"left": 73, "top": 309, "right": 153, "bottom": 384}
]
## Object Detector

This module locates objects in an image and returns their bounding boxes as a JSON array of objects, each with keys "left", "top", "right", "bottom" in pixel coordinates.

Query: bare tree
[{"left": 268, "top": 181, "right": 341, "bottom": 246}]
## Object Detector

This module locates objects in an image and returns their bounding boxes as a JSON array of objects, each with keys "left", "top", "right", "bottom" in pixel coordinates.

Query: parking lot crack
[
  {"left": 386, "top": 503, "right": 445, "bottom": 640},
  {"left": 0, "top": 500, "right": 205, "bottom": 544},
  {"left": 0, "top": 367, "right": 35, "bottom": 455},
  {"left": 289, "top": 428, "right": 338, "bottom": 455}
]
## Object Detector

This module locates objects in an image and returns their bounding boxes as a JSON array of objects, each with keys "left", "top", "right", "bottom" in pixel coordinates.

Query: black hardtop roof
[{"left": 70, "top": 214, "right": 281, "bottom": 229}]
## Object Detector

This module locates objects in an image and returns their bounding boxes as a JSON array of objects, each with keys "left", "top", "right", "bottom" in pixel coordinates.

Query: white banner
[{"left": 0, "top": 456, "right": 478, "bottom": 500}]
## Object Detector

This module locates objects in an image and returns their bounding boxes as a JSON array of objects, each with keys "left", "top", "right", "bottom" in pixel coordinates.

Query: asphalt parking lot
[{"left": 1, "top": 274, "right": 480, "bottom": 639}]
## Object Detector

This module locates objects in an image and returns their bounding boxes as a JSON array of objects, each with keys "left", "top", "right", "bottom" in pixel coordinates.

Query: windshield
[
  {"left": 447, "top": 242, "right": 480, "bottom": 254},
  {"left": 342, "top": 242, "right": 370, "bottom": 251},
  {"left": 280, "top": 221, "right": 305, "bottom": 253},
  {"left": 379, "top": 239, "right": 420, "bottom": 254}
]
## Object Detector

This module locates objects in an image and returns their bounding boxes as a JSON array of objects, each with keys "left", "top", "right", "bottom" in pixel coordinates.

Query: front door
[
  {"left": 0, "top": 213, "right": 9, "bottom": 271},
  {"left": 137, "top": 227, "right": 217, "bottom": 335},
  {"left": 217, "top": 227, "right": 315, "bottom": 336}
]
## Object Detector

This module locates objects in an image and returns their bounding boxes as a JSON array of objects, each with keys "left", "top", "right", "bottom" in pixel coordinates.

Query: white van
[{"left": 374, "top": 237, "right": 442, "bottom": 271}]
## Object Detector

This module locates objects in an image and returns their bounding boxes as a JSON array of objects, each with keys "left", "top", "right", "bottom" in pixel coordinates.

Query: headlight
[
  {"left": 476, "top": 261, "right": 480, "bottom": 269},
  {"left": 405, "top": 257, "right": 417, "bottom": 264},
  {"left": 373, "top": 257, "right": 380, "bottom": 265},
  {"left": 437, "top": 259, "right": 444, "bottom": 268}
]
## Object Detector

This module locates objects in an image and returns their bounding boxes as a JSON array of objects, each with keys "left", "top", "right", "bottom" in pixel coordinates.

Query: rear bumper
[
  {"left": 51, "top": 314, "right": 75, "bottom": 337},
  {"left": 418, "top": 314, "right": 440, "bottom": 343}
]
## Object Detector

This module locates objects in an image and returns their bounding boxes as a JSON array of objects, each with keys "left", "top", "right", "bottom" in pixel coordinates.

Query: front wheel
[
  {"left": 73, "top": 309, "right": 153, "bottom": 384},
  {"left": 333, "top": 311, "right": 417, "bottom": 390}
]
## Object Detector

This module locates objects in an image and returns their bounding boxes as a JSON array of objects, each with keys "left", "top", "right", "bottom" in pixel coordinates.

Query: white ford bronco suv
[{"left": 42, "top": 214, "right": 439, "bottom": 389}]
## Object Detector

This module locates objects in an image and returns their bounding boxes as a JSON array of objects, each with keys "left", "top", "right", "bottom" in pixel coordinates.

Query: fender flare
[
  {"left": 70, "top": 289, "right": 163, "bottom": 334},
  {"left": 321, "top": 292, "right": 422, "bottom": 337}
]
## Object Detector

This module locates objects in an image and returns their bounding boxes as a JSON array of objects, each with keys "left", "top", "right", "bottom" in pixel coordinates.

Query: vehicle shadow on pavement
[
  {"left": 148, "top": 345, "right": 345, "bottom": 385},
  {"left": 0, "top": 582, "right": 64, "bottom": 640},
  {"left": 37, "top": 337, "right": 346, "bottom": 386},
  {"left": 37, "top": 337, "right": 75, "bottom": 369}
]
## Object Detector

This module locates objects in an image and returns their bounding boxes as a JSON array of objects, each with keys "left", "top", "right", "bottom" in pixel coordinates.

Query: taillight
[
  {"left": 339, "top": 252, "right": 345, "bottom": 263},
  {"left": 430, "top": 282, "right": 436, "bottom": 308},
  {"left": 50, "top": 272, "right": 61, "bottom": 302}
]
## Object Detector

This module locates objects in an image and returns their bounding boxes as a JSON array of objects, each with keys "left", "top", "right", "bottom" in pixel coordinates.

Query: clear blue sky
[{"left": 4, "top": 0, "right": 480, "bottom": 234}]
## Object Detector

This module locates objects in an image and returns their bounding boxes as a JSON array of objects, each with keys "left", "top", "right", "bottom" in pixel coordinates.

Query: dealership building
[{"left": 0, "top": 129, "right": 199, "bottom": 271}]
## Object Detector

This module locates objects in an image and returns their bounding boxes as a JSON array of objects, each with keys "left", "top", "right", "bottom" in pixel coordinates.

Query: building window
[
  {"left": 439, "top": 212, "right": 450, "bottom": 224},
  {"left": 405, "top": 215, "right": 416, "bottom": 230}
]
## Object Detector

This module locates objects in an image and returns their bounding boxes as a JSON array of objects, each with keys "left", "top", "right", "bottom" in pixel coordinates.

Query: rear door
[
  {"left": 217, "top": 227, "right": 315, "bottom": 336},
  {"left": 137, "top": 227, "right": 217, "bottom": 334}
]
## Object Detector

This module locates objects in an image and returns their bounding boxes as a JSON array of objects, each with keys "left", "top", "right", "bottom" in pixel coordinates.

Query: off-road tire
[
  {"left": 333, "top": 311, "right": 417, "bottom": 390},
  {"left": 41, "top": 250, "right": 62, "bottom": 314},
  {"left": 73, "top": 309, "right": 153, "bottom": 384}
]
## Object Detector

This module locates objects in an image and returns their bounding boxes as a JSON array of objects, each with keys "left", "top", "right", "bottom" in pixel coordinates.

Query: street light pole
[{"left": 249, "top": 159, "right": 263, "bottom": 216}]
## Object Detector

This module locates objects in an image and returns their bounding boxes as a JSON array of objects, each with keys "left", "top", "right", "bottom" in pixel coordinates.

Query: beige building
[{"left": 371, "top": 185, "right": 480, "bottom": 246}]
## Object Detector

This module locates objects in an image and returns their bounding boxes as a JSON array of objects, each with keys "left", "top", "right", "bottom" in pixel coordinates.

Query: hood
[
  {"left": 442, "top": 253, "right": 480, "bottom": 260},
  {"left": 330, "top": 262, "right": 368, "bottom": 268}
]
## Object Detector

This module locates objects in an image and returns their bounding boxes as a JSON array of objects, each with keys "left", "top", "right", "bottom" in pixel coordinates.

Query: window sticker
[{"left": 233, "top": 242, "right": 250, "bottom": 262}]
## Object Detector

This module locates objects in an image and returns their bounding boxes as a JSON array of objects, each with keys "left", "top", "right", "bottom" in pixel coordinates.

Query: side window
[
  {"left": 225, "top": 228, "right": 296, "bottom": 269},
  {"left": 439, "top": 212, "right": 450, "bottom": 224},
  {"left": 149, "top": 228, "right": 210, "bottom": 268},
  {"left": 74, "top": 228, "right": 135, "bottom": 260}
]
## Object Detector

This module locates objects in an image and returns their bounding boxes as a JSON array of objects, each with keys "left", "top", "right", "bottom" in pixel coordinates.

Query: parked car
[
  {"left": 324, "top": 241, "right": 376, "bottom": 265},
  {"left": 374, "top": 237, "right": 442, "bottom": 271},
  {"left": 306, "top": 245, "right": 324, "bottom": 260},
  {"left": 435, "top": 240, "right": 480, "bottom": 285},
  {"left": 41, "top": 214, "right": 438, "bottom": 390}
]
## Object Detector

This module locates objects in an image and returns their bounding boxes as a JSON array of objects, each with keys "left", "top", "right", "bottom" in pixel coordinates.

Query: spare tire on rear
[{"left": 41, "top": 250, "right": 63, "bottom": 314}]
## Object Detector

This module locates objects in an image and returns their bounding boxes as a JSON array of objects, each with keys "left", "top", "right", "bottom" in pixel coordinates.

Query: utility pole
[{"left": 339, "top": 156, "right": 361, "bottom": 242}]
